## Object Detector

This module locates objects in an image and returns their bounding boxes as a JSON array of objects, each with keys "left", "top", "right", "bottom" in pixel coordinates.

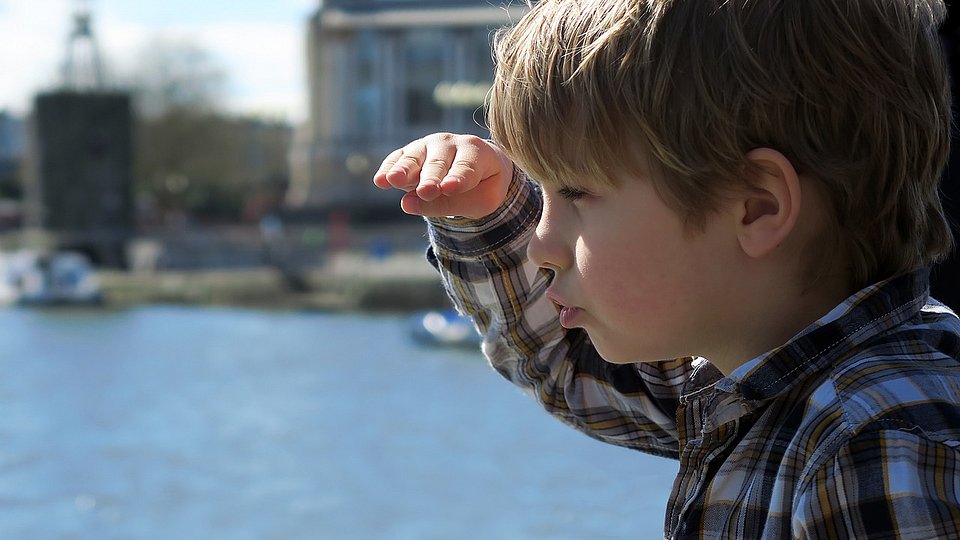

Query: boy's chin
[
  {"left": 591, "top": 334, "right": 675, "bottom": 365},
  {"left": 591, "top": 338, "right": 644, "bottom": 365}
]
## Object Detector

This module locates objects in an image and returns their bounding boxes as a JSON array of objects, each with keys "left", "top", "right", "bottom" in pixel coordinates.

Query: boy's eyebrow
[{"left": 530, "top": 175, "right": 580, "bottom": 189}]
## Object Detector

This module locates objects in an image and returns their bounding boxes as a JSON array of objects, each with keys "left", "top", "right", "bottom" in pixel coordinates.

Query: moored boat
[
  {"left": 408, "top": 309, "right": 481, "bottom": 348},
  {"left": 0, "top": 250, "right": 103, "bottom": 307}
]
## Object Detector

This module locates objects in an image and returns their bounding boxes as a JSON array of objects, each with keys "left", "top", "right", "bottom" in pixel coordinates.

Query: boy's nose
[{"left": 527, "top": 198, "right": 571, "bottom": 272}]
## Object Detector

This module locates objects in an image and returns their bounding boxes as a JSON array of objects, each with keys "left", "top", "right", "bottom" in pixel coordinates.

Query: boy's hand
[{"left": 373, "top": 133, "right": 514, "bottom": 219}]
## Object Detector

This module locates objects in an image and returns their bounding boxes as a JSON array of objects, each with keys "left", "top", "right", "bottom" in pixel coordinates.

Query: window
[
  {"left": 403, "top": 30, "right": 445, "bottom": 126},
  {"left": 354, "top": 30, "right": 382, "bottom": 131}
]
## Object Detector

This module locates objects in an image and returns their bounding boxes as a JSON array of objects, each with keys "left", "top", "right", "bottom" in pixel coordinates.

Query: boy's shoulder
[{"left": 798, "top": 302, "right": 960, "bottom": 454}]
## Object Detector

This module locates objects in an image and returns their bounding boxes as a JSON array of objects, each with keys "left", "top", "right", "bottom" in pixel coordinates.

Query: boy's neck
[{"left": 707, "top": 267, "right": 852, "bottom": 377}]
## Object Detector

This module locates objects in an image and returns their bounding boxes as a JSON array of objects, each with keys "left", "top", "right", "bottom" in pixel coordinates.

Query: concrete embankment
[{"left": 96, "top": 251, "right": 452, "bottom": 312}]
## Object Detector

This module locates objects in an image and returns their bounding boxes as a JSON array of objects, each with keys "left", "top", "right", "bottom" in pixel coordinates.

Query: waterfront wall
[{"left": 97, "top": 250, "right": 452, "bottom": 312}]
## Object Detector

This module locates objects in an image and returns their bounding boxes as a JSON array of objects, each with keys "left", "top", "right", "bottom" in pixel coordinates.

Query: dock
[{"left": 96, "top": 251, "right": 451, "bottom": 312}]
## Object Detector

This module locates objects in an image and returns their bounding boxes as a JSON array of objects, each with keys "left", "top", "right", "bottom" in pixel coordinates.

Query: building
[
  {"left": 288, "top": 0, "right": 532, "bottom": 216},
  {"left": 0, "top": 111, "right": 24, "bottom": 184},
  {"left": 0, "top": 110, "right": 24, "bottom": 195},
  {"left": 0, "top": 111, "right": 25, "bottom": 229},
  {"left": 17, "top": 5, "right": 136, "bottom": 267},
  {"left": 25, "top": 91, "right": 135, "bottom": 268}
]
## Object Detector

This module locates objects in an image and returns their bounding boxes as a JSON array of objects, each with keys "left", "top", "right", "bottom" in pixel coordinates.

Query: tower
[
  {"left": 25, "top": 0, "right": 134, "bottom": 268},
  {"left": 61, "top": 0, "right": 107, "bottom": 91}
]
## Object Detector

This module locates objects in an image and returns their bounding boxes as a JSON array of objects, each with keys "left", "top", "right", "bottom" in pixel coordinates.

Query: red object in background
[{"left": 329, "top": 210, "right": 351, "bottom": 252}]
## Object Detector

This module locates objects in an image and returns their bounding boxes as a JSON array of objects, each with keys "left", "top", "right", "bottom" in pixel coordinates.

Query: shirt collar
[{"left": 718, "top": 269, "right": 931, "bottom": 403}]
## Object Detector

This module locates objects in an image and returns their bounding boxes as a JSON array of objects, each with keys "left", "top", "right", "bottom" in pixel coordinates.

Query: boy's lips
[
  {"left": 558, "top": 306, "right": 583, "bottom": 329},
  {"left": 546, "top": 290, "right": 583, "bottom": 329}
]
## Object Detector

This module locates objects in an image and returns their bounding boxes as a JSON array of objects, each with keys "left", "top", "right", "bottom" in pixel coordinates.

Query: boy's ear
[{"left": 735, "top": 148, "right": 801, "bottom": 259}]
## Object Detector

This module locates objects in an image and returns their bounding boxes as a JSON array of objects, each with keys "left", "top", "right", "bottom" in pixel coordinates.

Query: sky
[{"left": 0, "top": 0, "right": 317, "bottom": 123}]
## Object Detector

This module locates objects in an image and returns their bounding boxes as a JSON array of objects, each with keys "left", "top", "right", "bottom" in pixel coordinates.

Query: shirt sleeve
[
  {"left": 426, "top": 168, "right": 694, "bottom": 459},
  {"left": 793, "top": 427, "right": 960, "bottom": 539}
]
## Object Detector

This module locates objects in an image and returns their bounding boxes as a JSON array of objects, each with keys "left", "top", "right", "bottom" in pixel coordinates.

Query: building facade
[
  {"left": 288, "top": 0, "right": 531, "bottom": 215},
  {"left": 25, "top": 91, "right": 135, "bottom": 268},
  {"left": 0, "top": 111, "right": 24, "bottom": 197},
  {"left": 0, "top": 111, "right": 25, "bottom": 228}
]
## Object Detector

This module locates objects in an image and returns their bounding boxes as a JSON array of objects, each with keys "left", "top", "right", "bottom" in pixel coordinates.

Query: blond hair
[{"left": 488, "top": 0, "right": 954, "bottom": 290}]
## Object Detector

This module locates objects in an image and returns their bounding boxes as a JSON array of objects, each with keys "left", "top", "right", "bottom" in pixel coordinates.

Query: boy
[{"left": 374, "top": 0, "right": 960, "bottom": 538}]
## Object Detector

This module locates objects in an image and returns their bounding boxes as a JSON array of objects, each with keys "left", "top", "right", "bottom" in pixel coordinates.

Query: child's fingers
[
  {"left": 372, "top": 149, "right": 404, "bottom": 189},
  {"left": 437, "top": 138, "right": 507, "bottom": 197},
  {"left": 378, "top": 142, "right": 430, "bottom": 192},
  {"left": 415, "top": 142, "right": 457, "bottom": 202},
  {"left": 375, "top": 134, "right": 510, "bottom": 212},
  {"left": 437, "top": 145, "right": 483, "bottom": 196}
]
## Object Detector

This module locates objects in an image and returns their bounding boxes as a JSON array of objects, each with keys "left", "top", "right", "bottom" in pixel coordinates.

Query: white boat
[
  {"left": 408, "top": 309, "right": 482, "bottom": 348},
  {"left": 0, "top": 250, "right": 103, "bottom": 306}
]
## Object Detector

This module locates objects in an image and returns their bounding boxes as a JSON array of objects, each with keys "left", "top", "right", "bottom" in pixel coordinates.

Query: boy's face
[{"left": 529, "top": 174, "right": 739, "bottom": 364}]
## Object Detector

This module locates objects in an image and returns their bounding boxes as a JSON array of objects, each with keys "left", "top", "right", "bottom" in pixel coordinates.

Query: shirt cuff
[{"left": 426, "top": 166, "right": 542, "bottom": 260}]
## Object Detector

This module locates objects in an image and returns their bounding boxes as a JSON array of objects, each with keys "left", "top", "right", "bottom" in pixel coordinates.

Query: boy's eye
[{"left": 557, "top": 187, "right": 591, "bottom": 201}]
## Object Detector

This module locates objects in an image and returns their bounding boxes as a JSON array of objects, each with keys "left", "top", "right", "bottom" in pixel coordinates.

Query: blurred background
[{"left": 0, "top": 0, "right": 678, "bottom": 538}]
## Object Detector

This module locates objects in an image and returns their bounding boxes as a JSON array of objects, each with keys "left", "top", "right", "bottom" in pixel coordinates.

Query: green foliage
[{"left": 128, "top": 39, "right": 290, "bottom": 223}]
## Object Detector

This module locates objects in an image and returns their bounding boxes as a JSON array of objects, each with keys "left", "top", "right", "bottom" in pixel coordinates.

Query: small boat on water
[
  {"left": 408, "top": 309, "right": 482, "bottom": 348},
  {"left": 0, "top": 250, "right": 103, "bottom": 307}
]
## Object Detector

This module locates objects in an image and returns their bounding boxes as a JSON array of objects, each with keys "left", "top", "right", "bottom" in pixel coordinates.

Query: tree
[
  {"left": 131, "top": 37, "right": 226, "bottom": 118},
  {"left": 126, "top": 38, "right": 288, "bottom": 224}
]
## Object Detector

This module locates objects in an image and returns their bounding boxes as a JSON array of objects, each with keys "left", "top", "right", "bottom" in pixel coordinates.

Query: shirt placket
[{"left": 667, "top": 390, "right": 750, "bottom": 539}]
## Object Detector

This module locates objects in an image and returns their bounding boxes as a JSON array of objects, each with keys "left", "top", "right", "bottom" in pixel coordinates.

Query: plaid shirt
[{"left": 426, "top": 171, "right": 960, "bottom": 539}]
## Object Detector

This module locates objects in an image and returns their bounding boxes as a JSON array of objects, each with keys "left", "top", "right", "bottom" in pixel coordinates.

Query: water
[{"left": 0, "top": 306, "right": 678, "bottom": 539}]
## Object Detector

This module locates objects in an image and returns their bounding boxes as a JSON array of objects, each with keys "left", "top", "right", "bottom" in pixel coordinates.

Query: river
[{"left": 0, "top": 306, "right": 677, "bottom": 539}]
